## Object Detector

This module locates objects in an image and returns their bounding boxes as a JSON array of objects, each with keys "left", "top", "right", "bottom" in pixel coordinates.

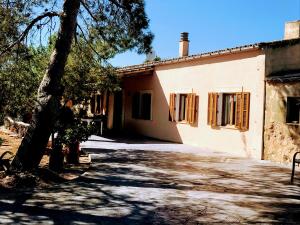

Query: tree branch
[
  {"left": 79, "top": 0, "right": 98, "bottom": 21},
  {"left": 108, "top": 0, "right": 127, "bottom": 10},
  {"left": 0, "top": 11, "right": 60, "bottom": 57},
  {"left": 76, "top": 23, "right": 103, "bottom": 61}
]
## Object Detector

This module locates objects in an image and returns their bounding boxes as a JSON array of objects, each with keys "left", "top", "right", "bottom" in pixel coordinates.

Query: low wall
[{"left": 3, "top": 117, "right": 30, "bottom": 138}]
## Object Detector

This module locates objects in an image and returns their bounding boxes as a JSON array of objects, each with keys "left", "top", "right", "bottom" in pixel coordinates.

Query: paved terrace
[{"left": 0, "top": 135, "right": 300, "bottom": 224}]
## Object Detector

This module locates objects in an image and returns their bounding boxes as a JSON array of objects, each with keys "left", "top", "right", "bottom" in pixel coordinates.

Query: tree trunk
[{"left": 10, "top": 0, "right": 80, "bottom": 171}]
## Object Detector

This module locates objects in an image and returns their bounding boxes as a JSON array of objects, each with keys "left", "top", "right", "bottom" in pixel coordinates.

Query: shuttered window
[
  {"left": 169, "top": 92, "right": 198, "bottom": 125},
  {"left": 208, "top": 92, "right": 250, "bottom": 131}
]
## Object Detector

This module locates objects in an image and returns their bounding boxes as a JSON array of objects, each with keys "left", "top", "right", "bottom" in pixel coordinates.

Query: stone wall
[
  {"left": 264, "top": 82, "right": 300, "bottom": 163},
  {"left": 3, "top": 117, "right": 30, "bottom": 138}
]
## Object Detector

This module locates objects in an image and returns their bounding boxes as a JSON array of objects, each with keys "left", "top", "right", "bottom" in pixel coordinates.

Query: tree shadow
[{"left": 0, "top": 146, "right": 300, "bottom": 224}]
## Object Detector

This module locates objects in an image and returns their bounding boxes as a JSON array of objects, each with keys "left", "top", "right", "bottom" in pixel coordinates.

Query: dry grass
[
  {"left": 0, "top": 131, "right": 21, "bottom": 155},
  {"left": 0, "top": 130, "right": 49, "bottom": 166}
]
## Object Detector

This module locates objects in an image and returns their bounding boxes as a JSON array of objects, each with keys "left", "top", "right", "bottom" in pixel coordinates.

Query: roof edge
[{"left": 117, "top": 38, "right": 300, "bottom": 74}]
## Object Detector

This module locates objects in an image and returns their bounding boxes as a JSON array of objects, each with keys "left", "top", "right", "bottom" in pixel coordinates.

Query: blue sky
[{"left": 110, "top": 0, "right": 300, "bottom": 67}]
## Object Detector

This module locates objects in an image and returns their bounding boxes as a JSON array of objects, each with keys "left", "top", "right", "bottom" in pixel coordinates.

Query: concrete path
[{"left": 0, "top": 135, "right": 300, "bottom": 224}]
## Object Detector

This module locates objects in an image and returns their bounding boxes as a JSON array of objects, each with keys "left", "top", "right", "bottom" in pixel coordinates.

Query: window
[
  {"left": 222, "top": 94, "right": 236, "bottom": 126},
  {"left": 169, "top": 93, "right": 198, "bottom": 125},
  {"left": 207, "top": 92, "right": 250, "bottom": 131},
  {"left": 90, "top": 92, "right": 107, "bottom": 115},
  {"left": 179, "top": 94, "right": 188, "bottom": 121},
  {"left": 286, "top": 97, "right": 300, "bottom": 124},
  {"left": 132, "top": 91, "right": 152, "bottom": 120}
]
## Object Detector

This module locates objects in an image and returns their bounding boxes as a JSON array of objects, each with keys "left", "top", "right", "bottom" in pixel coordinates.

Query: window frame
[
  {"left": 178, "top": 94, "right": 188, "bottom": 122},
  {"left": 221, "top": 93, "right": 237, "bottom": 127}
]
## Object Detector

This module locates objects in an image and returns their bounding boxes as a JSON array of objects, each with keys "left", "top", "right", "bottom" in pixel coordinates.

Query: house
[{"left": 105, "top": 21, "right": 300, "bottom": 163}]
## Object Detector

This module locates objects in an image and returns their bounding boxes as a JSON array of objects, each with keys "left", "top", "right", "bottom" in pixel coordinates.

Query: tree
[
  {"left": 62, "top": 37, "right": 121, "bottom": 106},
  {"left": 0, "top": 46, "right": 48, "bottom": 122},
  {"left": 0, "top": 0, "right": 153, "bottom": 171}
]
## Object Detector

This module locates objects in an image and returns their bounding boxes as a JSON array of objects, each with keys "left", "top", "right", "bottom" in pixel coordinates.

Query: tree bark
[{"left": 10, "top": 0, "right": 80, "bottom": 171}]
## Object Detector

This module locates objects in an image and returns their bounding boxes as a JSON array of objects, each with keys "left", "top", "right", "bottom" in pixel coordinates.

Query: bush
[{"left": 61, "top": 120, "right": 95, "bottom": 146}]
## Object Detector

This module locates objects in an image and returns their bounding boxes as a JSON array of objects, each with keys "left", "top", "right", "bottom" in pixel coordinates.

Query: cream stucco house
[{"left": 98, "top": 21, "right": 300, "bottom": 163}]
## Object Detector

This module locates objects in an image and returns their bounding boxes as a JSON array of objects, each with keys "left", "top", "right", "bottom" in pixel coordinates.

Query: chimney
[
  {"left": 284, "top": 20, "right": 300, "bottom": 40},
  {"left": 179, "top": 32, "right": 189, "bottom": 57}
]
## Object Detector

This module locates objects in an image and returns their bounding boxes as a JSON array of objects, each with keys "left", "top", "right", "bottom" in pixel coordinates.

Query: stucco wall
[
  {"left": 123, "top": 50, "right": 266, "bottom": 159},
  {"left": 264, "top": 82, "right": 300, "bottom": 163}
]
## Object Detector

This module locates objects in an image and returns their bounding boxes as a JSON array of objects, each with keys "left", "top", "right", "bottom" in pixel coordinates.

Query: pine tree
[{"left": 0, "top": 0, "right": 153, "bottom": 171}]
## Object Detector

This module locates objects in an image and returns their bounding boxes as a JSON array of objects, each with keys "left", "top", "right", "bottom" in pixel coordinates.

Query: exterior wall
[
  {"left": 265, "top": 42, "right": 300, "bottom": 76},
  {"left": 123, "top": 50, "right": 266, "bottom": 159},
  {"left": 264, "top": 42, "right": 300, "bottom": 163},
  {"left": 264, "top": 82, "right": 300, "bottom": 163}
]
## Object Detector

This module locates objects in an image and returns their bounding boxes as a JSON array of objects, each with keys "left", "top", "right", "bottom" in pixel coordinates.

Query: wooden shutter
[
  {"left": 212, "top": 93, "right": 218, "bottom": 127},
  {"left": 187, "top": 93, "right": 197, "bottom": 124},
  {"left": 207, "top": 93, "right": 212, "bottom": 125},
  {"left": 169, "top": 93, "right": 176, "bottom": 122},
  {"left": 207, "top": 93, "right": 218, "bottom": 126},
  {"left": 241, "top": 92, "right": 250, "bottom": 130},
  {"left": 235, "top": 92, "right": 250, "bottom": 130},
  {"left": 235, "top": 93, "right": 242, "bottom": 129}
]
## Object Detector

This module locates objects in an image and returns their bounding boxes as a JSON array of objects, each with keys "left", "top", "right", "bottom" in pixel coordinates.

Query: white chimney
[
  {"left": 179, "top": 32, "right": 189, "bottom": 57},
  {"left": 284, "top": 20, "right": 300, "bottom": 40}
]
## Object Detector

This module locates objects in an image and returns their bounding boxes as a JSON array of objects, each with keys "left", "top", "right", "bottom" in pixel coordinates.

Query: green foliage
[
  {"left": 153, "top": 56, "right": 161, "bottom": 61},
  {"left": 0, "top": 46, "right": 47, "bottom": 121},
  {"left": 57, "top": 119, "right": 96, "bottom": 146},
  {"left": 0, "top": 4, "right": 21, "bottom": 52},
  {"left": 63, "top": 37, "right": 121, "bottom": 105},
  {"left": 0, "top": 0, "right": 153, "bottom": 122}
]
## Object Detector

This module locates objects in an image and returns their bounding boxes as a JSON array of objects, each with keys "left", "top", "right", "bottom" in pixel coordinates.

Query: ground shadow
[{"left": 0, "top": 140, "right": 300, "bottom": 224}]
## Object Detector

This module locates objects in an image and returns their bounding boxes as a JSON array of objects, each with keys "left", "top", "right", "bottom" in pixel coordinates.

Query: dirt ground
[
  {"left": 0, "top": 130, "right": 49, "bottom": 166},
  {"left": 0, "top": 129, "right": 90, "bottom": 188},
  {"left": 0, "top": 130, "right": 21, "bottom": 155}
]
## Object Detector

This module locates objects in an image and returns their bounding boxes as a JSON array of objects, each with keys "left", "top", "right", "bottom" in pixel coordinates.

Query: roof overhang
[
  {"left": 117, "top": 65, "right": 154, "bottom": 77},
  {"left": 266, "top": 71, "right": 300, "bottom": 83}
]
